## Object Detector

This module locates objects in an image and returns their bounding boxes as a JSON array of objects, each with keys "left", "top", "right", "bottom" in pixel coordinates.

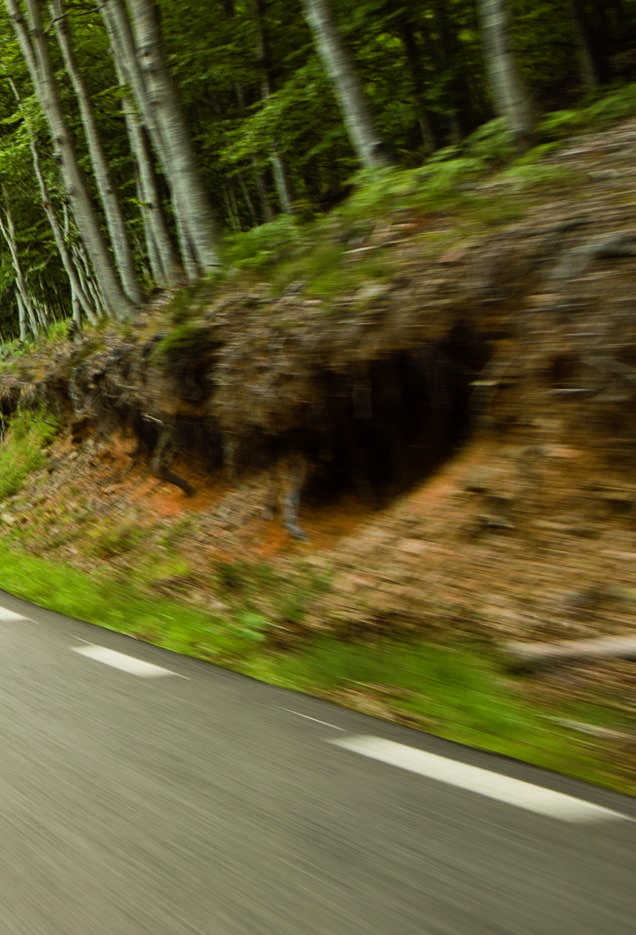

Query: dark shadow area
[{"left": 299, "top": 325, "right": 490, "bottom": 509}]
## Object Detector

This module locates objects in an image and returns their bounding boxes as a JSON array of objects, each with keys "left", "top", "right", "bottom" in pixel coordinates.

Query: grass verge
[{"left": 0, "top": 541, "right": 630, "bottom": 796}]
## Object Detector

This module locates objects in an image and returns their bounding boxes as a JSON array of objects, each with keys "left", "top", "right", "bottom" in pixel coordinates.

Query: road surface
[{"left": 0, "top": 589, "right": 634, "bottom": 934}]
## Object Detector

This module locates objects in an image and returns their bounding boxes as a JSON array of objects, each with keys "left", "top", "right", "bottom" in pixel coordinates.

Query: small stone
[
  {"left": 463, "top": 467, "right": 496, "bottom": 493},
  {"left": 398, "top": 538, "right": 433, "bottom": 557}
]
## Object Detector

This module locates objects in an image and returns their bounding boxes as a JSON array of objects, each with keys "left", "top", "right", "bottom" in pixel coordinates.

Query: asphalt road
[{"left": 0, "top": 589, "right": 634, "bottom": 935}]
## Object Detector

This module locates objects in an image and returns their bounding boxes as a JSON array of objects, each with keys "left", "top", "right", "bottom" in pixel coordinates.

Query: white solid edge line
[
  {"left": 72, "top": 644, "right": 182, "bottom": 678},
  {"left": 331, "top": 736, "right": 631, "bottom": 823}
]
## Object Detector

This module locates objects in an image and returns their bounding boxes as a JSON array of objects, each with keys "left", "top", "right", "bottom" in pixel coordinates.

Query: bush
[{"left": 0, "top": 410, "right": 58, "bottom": 499}]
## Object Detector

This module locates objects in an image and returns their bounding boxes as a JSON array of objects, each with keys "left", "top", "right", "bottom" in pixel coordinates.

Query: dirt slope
[{"left": 1, "top": 118, "right": 635, "bottom": 746}]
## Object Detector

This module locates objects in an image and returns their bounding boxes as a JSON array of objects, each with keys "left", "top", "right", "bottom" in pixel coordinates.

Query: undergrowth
[
  {"left": 0, "top": 83, "right": 634, "bottom": 795},
  {"left": 0, "top": 410, "right": 58, "bottom": 498},
  {"left": 0, "top": 538, "right": 628, "bottom": 793}
]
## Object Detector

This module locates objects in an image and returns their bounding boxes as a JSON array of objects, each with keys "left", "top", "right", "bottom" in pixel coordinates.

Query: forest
[
  {"left": 0, "top": 1, "right": 633, "bottom": 793},
  {"left": 0, "top": 0, "right": 635, "bottom": 338}
]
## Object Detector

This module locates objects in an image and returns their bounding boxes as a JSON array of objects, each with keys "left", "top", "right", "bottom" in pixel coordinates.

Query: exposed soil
[{"left": 1, "top": 117, "right": 635, "bottom": 781}]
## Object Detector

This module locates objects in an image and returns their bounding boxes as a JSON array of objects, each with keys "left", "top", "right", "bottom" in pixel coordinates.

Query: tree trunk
[
  {"left": 127, "top": 0, "right": 221, "bottom": 276},
  {"left": 15, "top": 291, "right": 29, "bottom": 340},
  {"left": 564, "top": 0, "right": 601, "bottom": 90},
  {"left": 8, "top": 77, "right": 100, "bottom": 325},
  {"left": 105, "top": 23, "right": 179, "bottom": 286},
  {"left": 301, "top": 0, "right": 390, "bottom": 170},
  {"left": 231, "top": 81, "right": 274, "bottom": 223},
  {"left": 431, "top": 0, "right": 472, "bottom": 144},
  {"left": 100, "top": 0, "right": 194, "bottom": 279},
  {"left": 101, "top": 0, "right": 220, "bottom": 279},
  {"left": 128, "top": 105, "right": 179, "bottom": 285},
  {"left": 254, "top": 0, "right": 295, "bottom": 212},
  {"left": 6, "top": 0, "right": 135, "bottom": 320},
  {"left": 0, "top": 200, "right": 39, "bottom": 338},
  {"left": 64, "top": 203, "right": 106, "bottom": 313},
  {"left": 51, "top": 0, "right": 142, "bottom": 305},
  {"left": 476, "top": 0, "right": 534, "bottom": 149},
  {"left": 397, "top": 19, "right": 437, "bottom": 155}
]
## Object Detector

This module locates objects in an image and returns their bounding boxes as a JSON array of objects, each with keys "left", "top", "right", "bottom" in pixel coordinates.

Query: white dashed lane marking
[
  {"left": 331, "top": 735, "right": 631, "bottom": 824},
  {"left": 2, "top": 601, "right": 628, "bottom": 823},
  {"left": 0, "top": 607, "right": 34, "bottom": 622},
  {"left": 72, "top": 644, "right": 185, "bottom": 678},
  {"left": 278, "top": 707, "right": 345, "bottom": 731}
]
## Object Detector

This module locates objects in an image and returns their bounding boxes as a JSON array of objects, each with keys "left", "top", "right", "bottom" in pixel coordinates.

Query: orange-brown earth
[{"left": 1, "top": 117, "right": 634, "bottom": 778}]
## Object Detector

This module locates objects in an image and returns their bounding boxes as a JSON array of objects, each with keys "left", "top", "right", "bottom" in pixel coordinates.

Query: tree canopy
[{"left": 0, "top": 0, "right": 634, "bottom": 336}]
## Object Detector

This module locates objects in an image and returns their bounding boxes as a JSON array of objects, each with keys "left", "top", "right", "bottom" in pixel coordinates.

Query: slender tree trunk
[
  {"left": 106, "top": 31, "right": 179, "bottom": 285},
  {"left": 100, "top": 0, "right": 195, "bottom": 279},
  {"left": 64, "top": 205, "right": 106, "bottom": 312},
  {"left": 431, "top": 0, "right": 472, "bottom": 143},
  {"left": 0, "top": 200, "right": 39, "bottom": 338},
  {"left": 101, "top": 0, "right": 220, "bottom": 279},
  {"left": 477, "top": 0, "right": 534, "bottom": 149},
  {"left": 237, "top": 173, "right": 259, "bottom": 227},
  {"left": 34, "top": 296, "right": 49, "bottom": 331},
  {"left": 51, "top": 0, "right": 142, "bottom": 305},
  {"left": 397, "top": 19, "right": 437, "bottom": 155},
  {"left": 301, "top": 0, "right": 390, "bottom": 170},
  {"left": 8, "top": 78, "right": 100, "bottom": 326},
  {"left": 231, "top": 82, "right": 273, "bottom": 222},
  {"left": 6, "top": 0, "right": 135, "bottom": 319},
  {"left": 128, "top": 107, "right": 179, "bottom": 285},
  {"left": 15, "top": 291, "right": 29, "bottom": 340},
  {"left": 128, "top": 0, "right": 221, "bottom": 276},
  {"left": 254, "top": 0, "right": 294, "bottom": 212},
  {"left": 564, "top": 0, "right": 600, "bottom": 90},
  {"left": 222, "top": 0, "right": 274, "bottom": 222}
]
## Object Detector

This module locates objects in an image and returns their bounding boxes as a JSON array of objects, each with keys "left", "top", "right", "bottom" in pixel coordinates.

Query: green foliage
[
  {"left": 158, "top": 514, "right": 196, "bottom": 548},
  {"left": 88, "top": 522, "right": 146, "bottom": 558},
  {"left": 214, "top": 559, "right": 277, "bottom": 598},
  {"left": 245, "top": 638, "right": 618, "bottom": 789},
  {"left": 342, "top": 157, "right": 486, "bottom": 225},
  {"left": 296, "top": 243, "right": 348, "bottom": 299},
  {"left": 463, "top": 118, "right": 516, "bottom": 165},
  {"left": 223, "top": 216, "right": 303, "bottom": 272},
  {"left": 273, "top": 564, "right": 330, "bottom": 625},
  {"left": 154, "top": 320, "right": 209, "bottom": 360},
  {"left": 584, "top": 82, "right": 636, "bottom": 122},
  {"left": 0, "top": 530, "right": 625, "bottom": 789},
  {"left": 461, "top": 193, "right": 525, "bottom": 227},
  {"left": 234, "top": 611, "right": 270, "bottom": 643},
  {"left": 0, "top": 410, "right": 58, "bottom": 499},
  {"left": 500, "top": 162, "right": 584, "bottom": 192},
  {"left": 511, "top": 141, "right": 563, "bottom": 165},
  {"left": 538, "top": 83, "right": 636, "bottom": 141},
  {"left": 0, "top": 338, "right": 31, "bottom": 362},
  {"left": 43, "top": 319, "right": 72, "bottom": 343},
  {"left": 538, "top": 108, "right": 588, "bottom": 140}
]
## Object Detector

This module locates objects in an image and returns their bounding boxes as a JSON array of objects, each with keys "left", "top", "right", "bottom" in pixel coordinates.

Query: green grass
[
  {"left": 0, "top": 411, "right": 58, "bottom": 498},
  {"left": 537, "top": 82, "right": 636, "bottom": 139},
  {"left": 1, "top": 83, "right": 635, "bottom": 794},
  {"left": 88, "top": 522, "right": 147, "bottom": 558},
  {"left": 222, "top": 215, "right": 304, "bottom": 274},
  {"left": 0, "top": 535, "right": 625, "bottom": 793},
  {"left": 244, "top": 638, "right": 620, "bottom": 789},
  {"left": 500, "top": 163, "right": 586, "bottom": 192},
  {"left": 0, "top": 542, "right": 269, "bottom": 661}
]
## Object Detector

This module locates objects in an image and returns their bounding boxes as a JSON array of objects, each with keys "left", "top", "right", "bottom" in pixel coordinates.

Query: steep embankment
[{"left": 0, "top": 117, "right": 634, "bottom": 789}]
